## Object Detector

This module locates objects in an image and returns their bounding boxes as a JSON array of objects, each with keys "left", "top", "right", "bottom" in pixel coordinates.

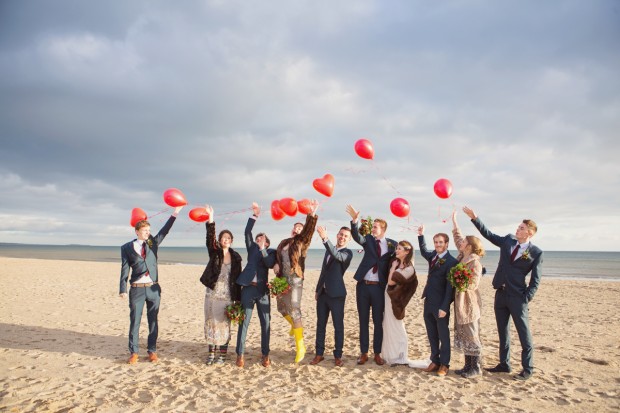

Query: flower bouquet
[
  {"left": 448, "top": 263, "right": 475, "bottom": 292},
  {"left": 267, "top": 277, "right": 291, "bottom": 298},
  {"left": 360, "top": 216, "right": 374, "bottom": 236},
  {"left": 225, "top": 301, "right": 245, "bottom": 325}
]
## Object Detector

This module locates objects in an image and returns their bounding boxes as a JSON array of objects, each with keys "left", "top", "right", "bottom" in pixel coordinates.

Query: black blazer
[
  {"left": 472, "top": 217, "right": 543, "bottom": 301},
  {"left": 236, "top": 217, "right": 276, "bottom": 294},
  {"left": 119, "top": 215, "right": 177, "bottom": 294},
  {"left": 315, "top": 240, "right": 353, "bottom": 299},
  {"left": 350, "top": 220, "right": 396, "bottom": 288},
  {"left": 418, "top": 235, "right": 458, "bottom": 313},
  {"left": 199, "top": 222, "right": 242, "bottom": 301}
]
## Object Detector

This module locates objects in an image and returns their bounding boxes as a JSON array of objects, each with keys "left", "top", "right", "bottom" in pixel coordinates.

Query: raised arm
[
  {"left": 464, "top": 206, "right": 504, "bottom": 247},
  {"left": 205, "top": 205, "right": 217, "bottom": 257},
  {"left": 152, "top": 205, "right": 183, "bottom": 245},
  {"left": 244, "top": 202, "right": 260, "bottom": 251},
  {"left": 347, "top": 205, "right": 366, "bottom": 246},
  {"left": 451, "top": 210, "right": 466, "bottom": 250}
]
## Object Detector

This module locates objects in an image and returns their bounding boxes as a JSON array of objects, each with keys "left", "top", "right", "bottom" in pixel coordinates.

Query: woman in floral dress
[
  {"left": 199, "top": 205, "right": 242, "bottom": 365},
  {"left": 451, "top": 209, "right": 485, "bottom": 377}
]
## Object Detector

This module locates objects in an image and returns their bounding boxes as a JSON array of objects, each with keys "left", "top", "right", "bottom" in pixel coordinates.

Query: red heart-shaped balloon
[
  {"left": 297, "top": 198, "right": 313, "bottom": 215},
  {"left": 130, "top": 207, "right": 148, "bottom": 227},
  {"left": 189, "top": 207, "right": 210, "bottom": 222},
  {"left": 271, "top": 200, "right": 286, "bottom": 221},
  {"left": 312, "top": 174, "right": 335, "bottom": 197},
  {"left": 354, "top": 138, "right": 374, "bottom": 160},
  {"left": 163, "top": 188, "right": 188, "bottom": 207},
  {"left": 279, "top": 197, "right": 298, "bottom": 216}
]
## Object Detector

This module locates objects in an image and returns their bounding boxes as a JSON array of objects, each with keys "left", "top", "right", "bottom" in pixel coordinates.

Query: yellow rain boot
[
  {"left": 284, "top": 315, "right": 294, "bottom": 336},
  {"left": 293, "top": 327, "right": 306, "bottom": 363}
]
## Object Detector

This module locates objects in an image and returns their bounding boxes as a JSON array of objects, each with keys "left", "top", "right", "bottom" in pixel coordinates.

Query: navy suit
[
  {"left": 472, "top": 217, "right": 543, "bottom": 374},
  {"left": 119, "top": 215, "right": 176, "bottom": 354},
  {"left": 235, "top": 217, "right": 276, "bottom": 356},
  {"left": 351, "top": 221, "right": 396, "bottom": 355},
  {"left": 418, "top": 235, "right": 458, "bottom": 367},
  {"left": 314, "top": 240, "right": 353, "bottom": 358}
]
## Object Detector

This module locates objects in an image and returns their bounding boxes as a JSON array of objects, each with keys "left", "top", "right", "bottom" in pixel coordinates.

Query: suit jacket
[
  {"left": 418, "top": 235, "right": 458, "bottom": 312},
  {"left": 472, "top": 217, "right": 543, "bottom": 301},
  {"left": 119, "top": 215, "right": 177, "bottom": 294},
  {"left": 386, "top": 265, "right": 418, "bottom": 320},
  {"left": 350, "top": 220, "right": 397, "bottom": 288},
  {"left": 199, "top": 222, "right": 242, "bottom": 301},
  {"left": 236, "top": 217, "right": 276, "bottom": 295},
  {"left": 275, "top": 213, "right": 318, "bottom": 278},
  {"left": 315, "top": 241, "right": 353, "bottom": 299}
]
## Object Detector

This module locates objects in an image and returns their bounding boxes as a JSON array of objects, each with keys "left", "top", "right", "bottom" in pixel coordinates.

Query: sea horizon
[{"left": 1, "top": 242, "right": 619, "bottom": 281}]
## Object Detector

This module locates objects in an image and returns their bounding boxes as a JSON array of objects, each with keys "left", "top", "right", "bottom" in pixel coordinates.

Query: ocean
[{"left": 0, "top": 243, "right": 618, "bottom": 281}]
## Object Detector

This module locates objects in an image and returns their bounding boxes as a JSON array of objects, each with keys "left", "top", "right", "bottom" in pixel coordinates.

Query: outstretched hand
[
  {"left": 417, "top": 224, "right": 425, "bottom": 236},
  {"left": 252, "top": 202, "right": 260, "bottom": 217},
  {"left": 463, "top": 206, "right": 477, "bottom": 220},
  {"left": 346, "top": 204, "right": 360, "bottom": 222},
  {"left": 205, "top": 204, "right": 214, "bottom": 223}
]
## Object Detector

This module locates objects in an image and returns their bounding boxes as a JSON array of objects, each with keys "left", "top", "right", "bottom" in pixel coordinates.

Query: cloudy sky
[{"left": 1, "top": 1, "right": 618, "bottom": 252}]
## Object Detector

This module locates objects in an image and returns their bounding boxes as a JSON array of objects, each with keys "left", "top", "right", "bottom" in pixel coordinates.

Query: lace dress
[
  {"left": 276, "top": 249, "right": 303, "bottom": 322},
  {"left": 382, "top": 265, "right": 417, "bottom": 366},
  {"left": 452, "top": 227, "right": 483, "bottom": 356},
  {"left": 204, "top": 262, "right": 232, "bottom": 345}
]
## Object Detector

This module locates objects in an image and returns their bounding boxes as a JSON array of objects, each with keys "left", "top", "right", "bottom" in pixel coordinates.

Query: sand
[{"left": 0, "top": 257, "right": 619, "bottom": 412}]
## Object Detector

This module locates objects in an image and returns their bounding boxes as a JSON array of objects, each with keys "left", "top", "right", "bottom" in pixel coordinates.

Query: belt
[
  {"left": 131, "top": 282, "right": 158, "bottom": 288},
  {"left": 250, "top": 282, "right": 258, "bottom": 286},
  {"left": 364, "top": 281, "right": 380, "bottom": 285}
]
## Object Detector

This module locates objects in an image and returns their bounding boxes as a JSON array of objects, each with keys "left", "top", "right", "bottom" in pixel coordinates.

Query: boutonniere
[
  {"left": 146, "top": 238, "right": 153, "bottom": 248},
  {"left": 387, "top": 241, "right": 395, "bottom": 250},
  {"left": 438, "top": 258, "right": 446, "bottom": 266},
  {"left": 521, "top": 249, "right": 530, "bottom": 260}
]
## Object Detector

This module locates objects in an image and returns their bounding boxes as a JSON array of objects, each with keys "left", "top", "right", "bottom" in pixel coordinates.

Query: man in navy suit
[
  {"left": 346, "top": 205, "right": 396, "bottom": 366},
  {"left": 235, "top": 203, "right": 276, "bottom": 368},
  {"left": 119, "top": 206, "right": 184, "bottom": 364},
  {"left": 417, "top": 225, "right": 458, "bottom": 376},
  {"left": 463, "top": 206, "right": 543, "bottom": 381},
  {"left": 310, "top": 226, "right": 353, "bottom": 367}
]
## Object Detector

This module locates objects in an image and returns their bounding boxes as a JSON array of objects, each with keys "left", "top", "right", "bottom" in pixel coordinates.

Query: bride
[{"left": 381, "top": 240, "right": 419, "bottom": 366}]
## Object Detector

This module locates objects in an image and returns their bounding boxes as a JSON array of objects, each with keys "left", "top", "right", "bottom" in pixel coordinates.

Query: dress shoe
[
  {"left": 261, "top": 355, "right": 271, "bottom": 368},
  {"left": 335, "top": 358, "right": 344, "bottom": 367},
  {"left": 374, "top": 354, "right": 385, "bottom": 366},
  {"left": 357, "top": 353, "right": 369, "bottom": 365},
  {"left": 485, "top": 363, "right": 511, "bottom": 373},
  {"left": 422, "top": 362, "right": 439, "bottom": 373},
  {"left": 437, "top": 365, "right": 449, "bottom": 376},
  {"left": 514, "top": 371, "right": 532, "bottom": 381},
  {"left": 127, "top": 353, "right": 139, "bottom": 364},
  {"left": 147, "top": 352, "right": 158, "bottom": 363},
  {"left": 236, "top": 355, "right": 244, "bottom": 368},
  {"left": 310, "top": 355, "right": 325, "bottom": 365}
]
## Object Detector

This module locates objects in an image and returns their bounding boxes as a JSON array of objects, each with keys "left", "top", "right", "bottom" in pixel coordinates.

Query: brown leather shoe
[
  {"left": 357, "top": 353, "right": 369, "bottom": 365},
  {"left": 422, "top": 362, "right": 439, "bottom": 372},
  {"left": 147, "top": 352, "right": 158, "bottom": 363},
  {"left": 310, "top": 355, "right": 325, "bottom": 365},
  {"left": 437, "top": 365, "right": 449, "bottom": 376},
  {"left": 236, "top": 355, "right": 244, "bottom": 368},
  {"left": 374, "top": 354, "right": 385, "bottom": 366},
  {"left": 127, "top": 353, "right": 139, "bottom": 364},
  {"left": 335, "top": 358, "right": 344, "bottom": 367},
  {"left": 261, "top": 355, "right": 270, "bottom": 368}
]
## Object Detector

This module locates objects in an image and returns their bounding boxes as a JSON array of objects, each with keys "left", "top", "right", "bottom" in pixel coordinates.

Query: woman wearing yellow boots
[{"left": 273, "top": 200, "right": 319, "bottom": 363}]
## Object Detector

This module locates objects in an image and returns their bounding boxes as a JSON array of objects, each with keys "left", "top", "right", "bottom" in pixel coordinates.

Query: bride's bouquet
[
  {"left": 360, "top": 216, "right": 374, "bottom": 236},
  {"left": 225, "top": 301, "right": 245, "bottom": 325},
  {"left": 267, "top": 277, "right": 291, "bottom": 298},
  {"left": 448, "top": 263, "right": 475, "bottom": 292}
]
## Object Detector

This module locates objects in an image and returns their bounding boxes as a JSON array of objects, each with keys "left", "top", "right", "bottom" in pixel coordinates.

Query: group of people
[{"left": 119, "top": 202, "right": 543, "bottom": 381}]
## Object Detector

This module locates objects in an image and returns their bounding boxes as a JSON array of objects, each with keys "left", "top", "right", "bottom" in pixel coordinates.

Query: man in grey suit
[
  {"left": 417, "top": 225, "right": 458, "bottom": 376},
  {"left": 119, "top": 206, "right": 184, "bottom": 364},
  {"left": 346, "top": 205, "right": 397, "bottom": 366},
  {"left": 235, "top": 203, "right": 276, "bottom": 368},
  {"left": 463, "top": 206, "right": 543, "bottom": 381},
  {"left": 310, "top": 226, "right": 353, "bottom": 367}
]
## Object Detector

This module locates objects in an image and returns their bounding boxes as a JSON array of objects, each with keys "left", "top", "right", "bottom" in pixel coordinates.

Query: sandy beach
[{"left": 0, "top": 256, "right": 619, "bottom": 412}]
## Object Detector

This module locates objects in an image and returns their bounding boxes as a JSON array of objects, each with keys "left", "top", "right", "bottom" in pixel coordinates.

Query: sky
[{"left": 0, "top": 0, "right": 619, "bottom": 252}]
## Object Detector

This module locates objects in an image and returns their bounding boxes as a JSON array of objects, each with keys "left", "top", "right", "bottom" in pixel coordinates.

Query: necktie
[
  {"left": 430, "top": 255, "right": 438, "bottom": 269},
  {"left": 141, "top": 242, "right": 147, "bottom": 259},
  {"left": 510, "top": 244, "right": 520, "bottom": 262},
  {"left": 372, "top": 239, "right": 381, "bottom": 273}
]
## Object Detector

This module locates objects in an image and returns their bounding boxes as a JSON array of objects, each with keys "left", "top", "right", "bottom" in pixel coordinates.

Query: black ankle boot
[
  {"left": 455, "top": 356, "right": 471, "bottom": 375},
  {"left": 462, "top": 356, "right": 481, "bottom": 378}
]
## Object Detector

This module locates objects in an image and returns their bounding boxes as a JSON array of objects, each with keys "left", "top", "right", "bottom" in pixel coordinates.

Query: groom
[
  {"left": 463, "top": 206, "right": 543, "bottom": 381},
  {"left": 346, "top": 205, "right": 396, "bottom": 366}
]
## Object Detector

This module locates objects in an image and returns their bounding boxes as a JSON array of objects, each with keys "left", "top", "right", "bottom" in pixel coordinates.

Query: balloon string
[
  {"left": 372, "top": 160, "right": 404, "bottom": 196},
  {"left": 216, "top": 207, "right": 253, "bottom": 222},
  {"left": 149, "top": 207, "right": 172, "bottom": 219}
]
